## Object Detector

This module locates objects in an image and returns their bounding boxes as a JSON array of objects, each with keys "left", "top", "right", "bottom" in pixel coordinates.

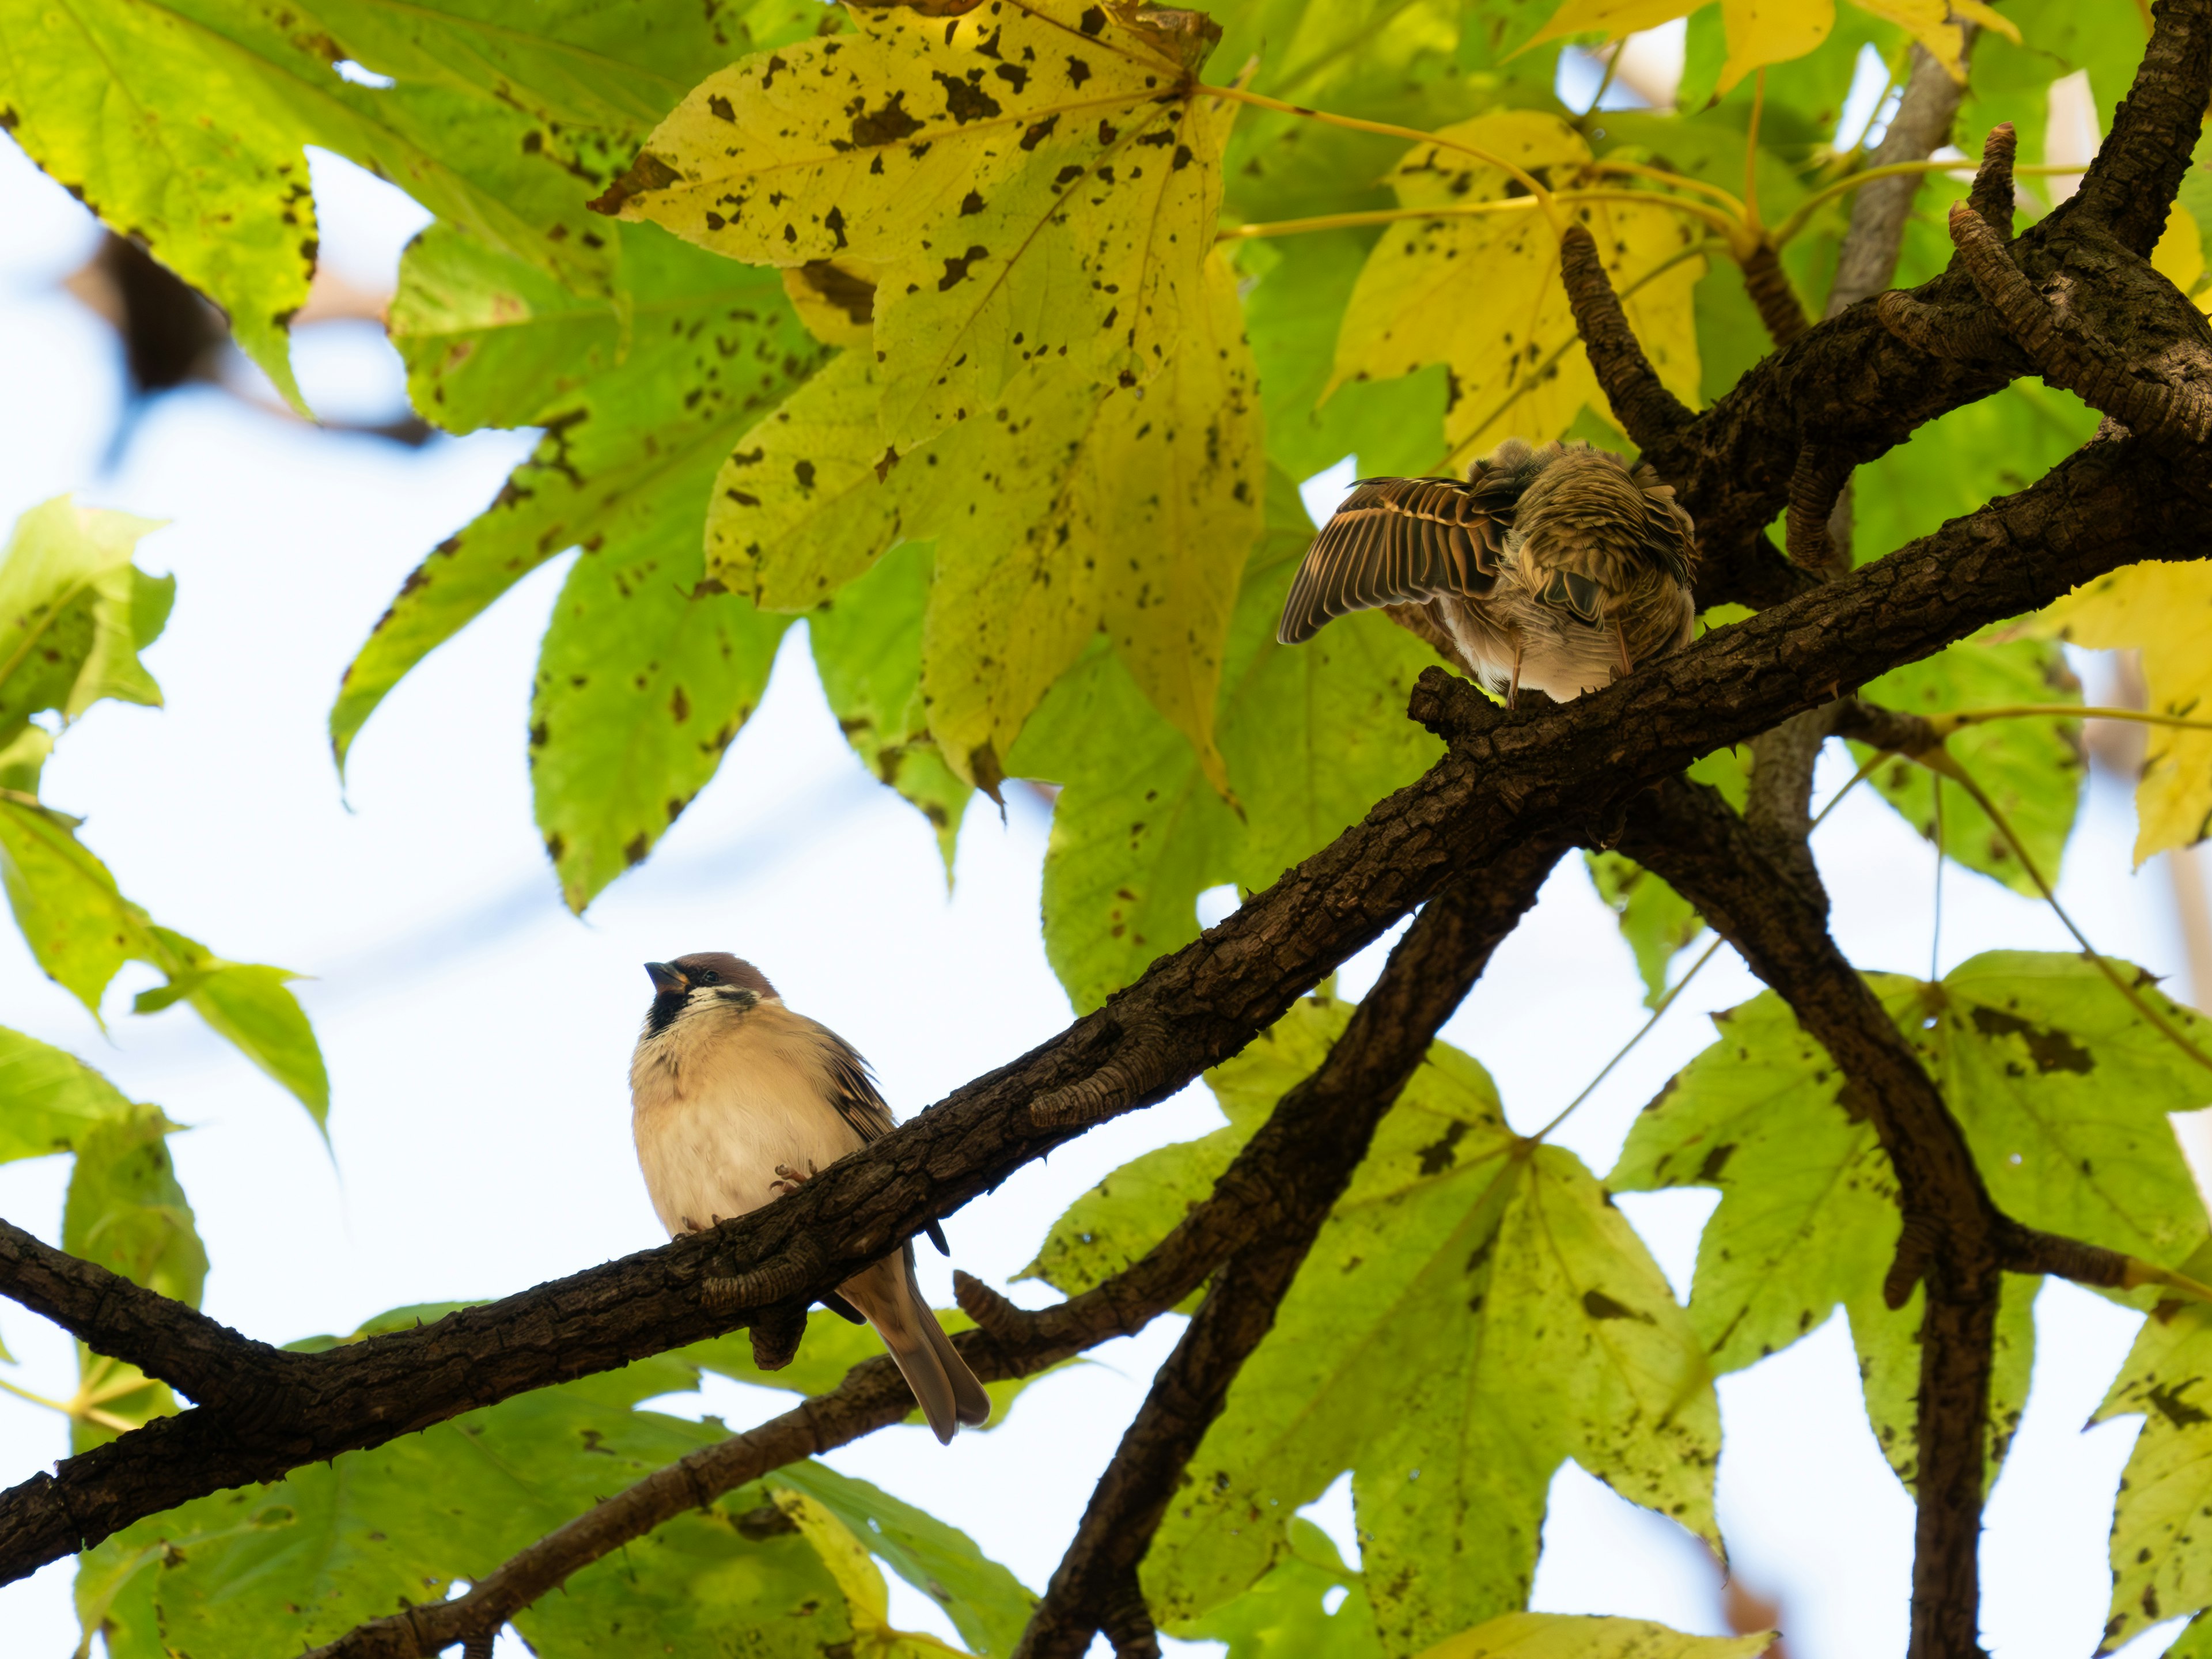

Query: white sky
[{"left": 0, "top": 132, "right": 2205, "bottom": 1659}]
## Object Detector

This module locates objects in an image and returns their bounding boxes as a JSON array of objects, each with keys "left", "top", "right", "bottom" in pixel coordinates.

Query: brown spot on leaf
[
  {"left": 1969, "top": 1005, "right": 2093, "bottom": 1073},
  {"left": 851, "top": 92, "right": 925, "bottom": 147},
  {"left": 1582, "top": 1289, "right": 1653, "bottom": 1323}
]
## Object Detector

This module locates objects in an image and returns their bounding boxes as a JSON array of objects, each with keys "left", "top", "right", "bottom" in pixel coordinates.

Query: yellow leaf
[
  {"left": 771, "top": 1488, "right": 968, "bottom": 1659},
  {"left": 1850, "top": 0, "right": 1964, "bottom": 79},
  {"left": 596, "top": 0, "right": 1234, "bottom": 450},
  {"left": 2024, "top": 562, "right": 2212, "bottom": 862},
  {"left": 1718, "top": 0, "right": 1833, "bottom": 94},
  {"left": 1944, "top": 0, "right": 2022, "bottom": 44},
  {"left": 710, "top": 350, "right": 908, "bottom": 612},
  {"left": 1527, "top": 0, "right": 1702, "bottom": 48},
  {"left": 2153, "top": 203, "right": 2206, "bottom": 295},
  {"left": 1327, "top": 112, "right": 1704, "bottom": 468},
  {"left": 1416, "top": 1613, "right": 1776, "bottom": 1659},
  {"left": 709, "top": 256, "right": 1261, "bottom": 793},
  {"left": 1071, "top": 252, "right": 1259, "bottom": 796}
]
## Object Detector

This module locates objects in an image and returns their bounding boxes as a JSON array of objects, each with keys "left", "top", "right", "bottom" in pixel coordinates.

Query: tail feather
[{"left": 839, "top": 1247, "right": 988, "bottom": 1443}]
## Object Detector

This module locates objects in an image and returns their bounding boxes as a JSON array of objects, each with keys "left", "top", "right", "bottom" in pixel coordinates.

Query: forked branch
[{"left": 1013, "top": 846, "right": 1563, "bottom": 1659}]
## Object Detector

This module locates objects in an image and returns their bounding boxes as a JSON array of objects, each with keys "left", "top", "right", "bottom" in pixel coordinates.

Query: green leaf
[
  {"left": 1969, "top": 0, "right": 2150, "bottom": 199},
  {"left": 2093, "top": 1238, "right": 2212, "bottom": 1652},
  {"left": 1413, "top": 1613, "right": 1775, "bottom": 1659},
  {"left": 1236, "top": 232, "right": 1449, "bottom": 483},
  {"left": 339, "top": 221, "right": 825, "bottom": 774},
  {"left": 1854, "top": 384, "right": 2100, "bottom": 566},
  {"left": 0, "top": 798, "right": 329, "bottom": 1124},
  {"left": 774, "top": 1461, "right": 1037, "bottom": 1658},
  {"left": 1585, "top": 853, "right": 1705, "bottom": 1009},
  {"left": 135, "top": 925, "right": 330, "bottom": 1130},
  {"left": 0, "top": 0, "right": 830, "bottom": 410},
  {"left": 0, "top": 497, "right": 166, "bottom": 749},
  {"left": 1141, "top": 1002, "right": 1719, "bottom": 1656},
  {"left": 1009, "top": 468, "right": 1440, "bottom": 1012},
  {"left": 1851, "top": 636, "right": 2084, "bottom": 897},
  {"left": 0, "top": 1024, "right": 138, "bottom": 1164},
  {"left": 62, "top": 1103, "right": 207, "bottom": 1452},
  {"left": 531, "top": 523, "right": 794, "bottom": 913},
  {"left": 1169, "top": 1517, "right": 1382, "bottom": 1659},
  {"left": 0, "top": 797, "right": 148, "bottom": 1013},
  {"left": 1019, "top": 989, "right": 1340, "bottom": 1299},
  {"left": 1614, "top": 953, "right": 2212, "bottom": 1491},
  {"left": 808, "top": 541, "right": 972, "bottom": 873}
]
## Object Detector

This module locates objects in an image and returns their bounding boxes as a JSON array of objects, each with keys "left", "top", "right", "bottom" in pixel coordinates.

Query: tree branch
[
  {"left": 5, "top": 422, "right": 2208, "bottom": 1582},
  {"left": 0, "top": 1221, "right": 291, "bottom": 1418},
  {"left": 1615, "top": 775, "right": 1998, "bottom": 1659},
  {"left": 1828, "top": 41, "right": 1975, "bottom": 316},
  {"left": 2072, "top": 0, "right": 2212, "bottom": 255},
  {"left": 1630, "top": 0, "right": 2210, "bottom": 609},
  {"left": 305, "top": 846, "right": 1566, "bottom": 1659},
  {"left": 1012, "top": 847, "right": 1561, "bottom": 1659}
]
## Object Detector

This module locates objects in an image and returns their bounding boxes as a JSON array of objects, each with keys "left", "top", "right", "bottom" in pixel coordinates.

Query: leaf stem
[
  {"left": 1219, "top": 188, "right": 1743, "bottom": 244},
  {"left": 1203, "top": 82, "right": 1564, "bottom": 230},
  {"left": 1925, "top": 703, "right": 2212, "bottom": 738},
  {"left": 1533, "top": 751, "right": 1886, "bottom": 1144},
  {"left": 1931, "top": 774, "right": 1946, "bottom": 982},
  {"left": 1530, "top": 934, "right": 1726, "bottom": 1145},
  {"left": 1915, "top": 747, "right": 2212, "bottom": 1074},
  {"left": 1771, "top": 161, "right": 2081, "bottom": 248},
  {"left": 1744, "top": 70, "right": 1767, "bottom": 229}
]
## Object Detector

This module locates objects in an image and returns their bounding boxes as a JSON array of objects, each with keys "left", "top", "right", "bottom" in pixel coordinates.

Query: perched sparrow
[
  {"left": 1277, "top": 438, "right": 1698, "bottom": 704},
  {"left": 630, "top": 953, "right": 990, "bottom": 1443}
]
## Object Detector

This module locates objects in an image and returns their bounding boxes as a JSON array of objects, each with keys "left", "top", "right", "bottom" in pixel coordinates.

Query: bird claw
[{"left": 769, "top": 1160, "right": 819, "bottom": 1198}]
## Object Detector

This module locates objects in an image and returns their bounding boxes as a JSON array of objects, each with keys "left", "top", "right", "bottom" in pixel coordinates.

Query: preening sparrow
[
  {"left": 1278, "top": 438, "right": 1699, "bottom": 704},
  {"left": 629, "top": 953, "right": 990, "bottom": 1442}
]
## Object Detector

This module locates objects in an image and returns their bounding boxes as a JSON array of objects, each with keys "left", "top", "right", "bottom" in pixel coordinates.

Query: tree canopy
[{"left": 3, "top": 0, "right": 2212, "bottom": 1656}]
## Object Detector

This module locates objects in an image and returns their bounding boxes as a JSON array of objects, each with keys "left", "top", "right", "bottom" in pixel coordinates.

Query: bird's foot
[{"left": 769, "top": 1160, "right": 820, "bottom": 1198}]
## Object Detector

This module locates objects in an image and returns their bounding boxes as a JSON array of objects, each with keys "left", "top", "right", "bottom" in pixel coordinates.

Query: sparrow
[
  {"left": 1277, "top": 438, "right": 1699, "bottom": 704},
  {"left": 629, "top": 952, "right": 990, "bottom": 1443}
]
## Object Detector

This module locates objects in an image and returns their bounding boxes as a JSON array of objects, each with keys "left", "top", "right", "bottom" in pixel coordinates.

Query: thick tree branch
[
  {"left": 5, "top": 423, "right": 2209, "bottom": 1581},
  {"left": 1609, "top": 775, "right": 2197, "bottom": 1657},
  {"left": 305, "top": 847, "right": 1565, "bottom": 1659},
  {"left": 1629, "top": 0, "right": 2210, "bottom": 610},
  {"left": 1946, "top": 201, "right": 2212, "bottom": 449},
  {"left": 1012, "top": 849, "right": 1559, "bottom": 1659},
  {"left": 2073, "top": 0, "right": 2212, "bottom": 254},
  {"left": 0, "top": 1221, "right": 291, "bottom": 1417},
  {"left": 1616, "top": 776, "right": 1999, "bottom": 1659}
]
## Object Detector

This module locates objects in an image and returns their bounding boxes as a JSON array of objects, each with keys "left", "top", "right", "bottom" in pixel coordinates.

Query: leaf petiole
[
  {"left": 1203, "top": 82, "right": 1565, "bottom": 230},
  {"left": 1922, "top": 703, "right": 2212, "bottom": 739},
  {"left": 1532, "top": 749, "right": 1888, "bottom": 1144},
  {"left": 1913, "top": 747, "right": 2212, "bottom": 1074}
]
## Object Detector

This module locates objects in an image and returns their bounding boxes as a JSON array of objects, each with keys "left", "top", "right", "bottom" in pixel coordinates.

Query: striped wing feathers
[{"left": 1278, "top": 476, "right": 1511, "bottom": 645}]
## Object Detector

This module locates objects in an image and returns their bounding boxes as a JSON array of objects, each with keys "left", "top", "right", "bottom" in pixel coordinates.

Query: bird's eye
[{"left": 694, "top": 969, "right": 720, "bottom": 986}]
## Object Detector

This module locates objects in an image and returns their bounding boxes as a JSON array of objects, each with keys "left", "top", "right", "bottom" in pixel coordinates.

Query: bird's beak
[{"left": 644, "top": 961, "right": 687, "bottom": 995}]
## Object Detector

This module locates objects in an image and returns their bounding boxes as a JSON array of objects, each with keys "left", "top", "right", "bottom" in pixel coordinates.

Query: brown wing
[
  {"left": 1277, "top": 475, "right": 1515, "bottom": 645},
  {"left": 819, "top": 1032, "right": 896, "bottom": 1143},
  {"left": 819, "top": 1032, "right": 952, "bottom": 1255}
]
